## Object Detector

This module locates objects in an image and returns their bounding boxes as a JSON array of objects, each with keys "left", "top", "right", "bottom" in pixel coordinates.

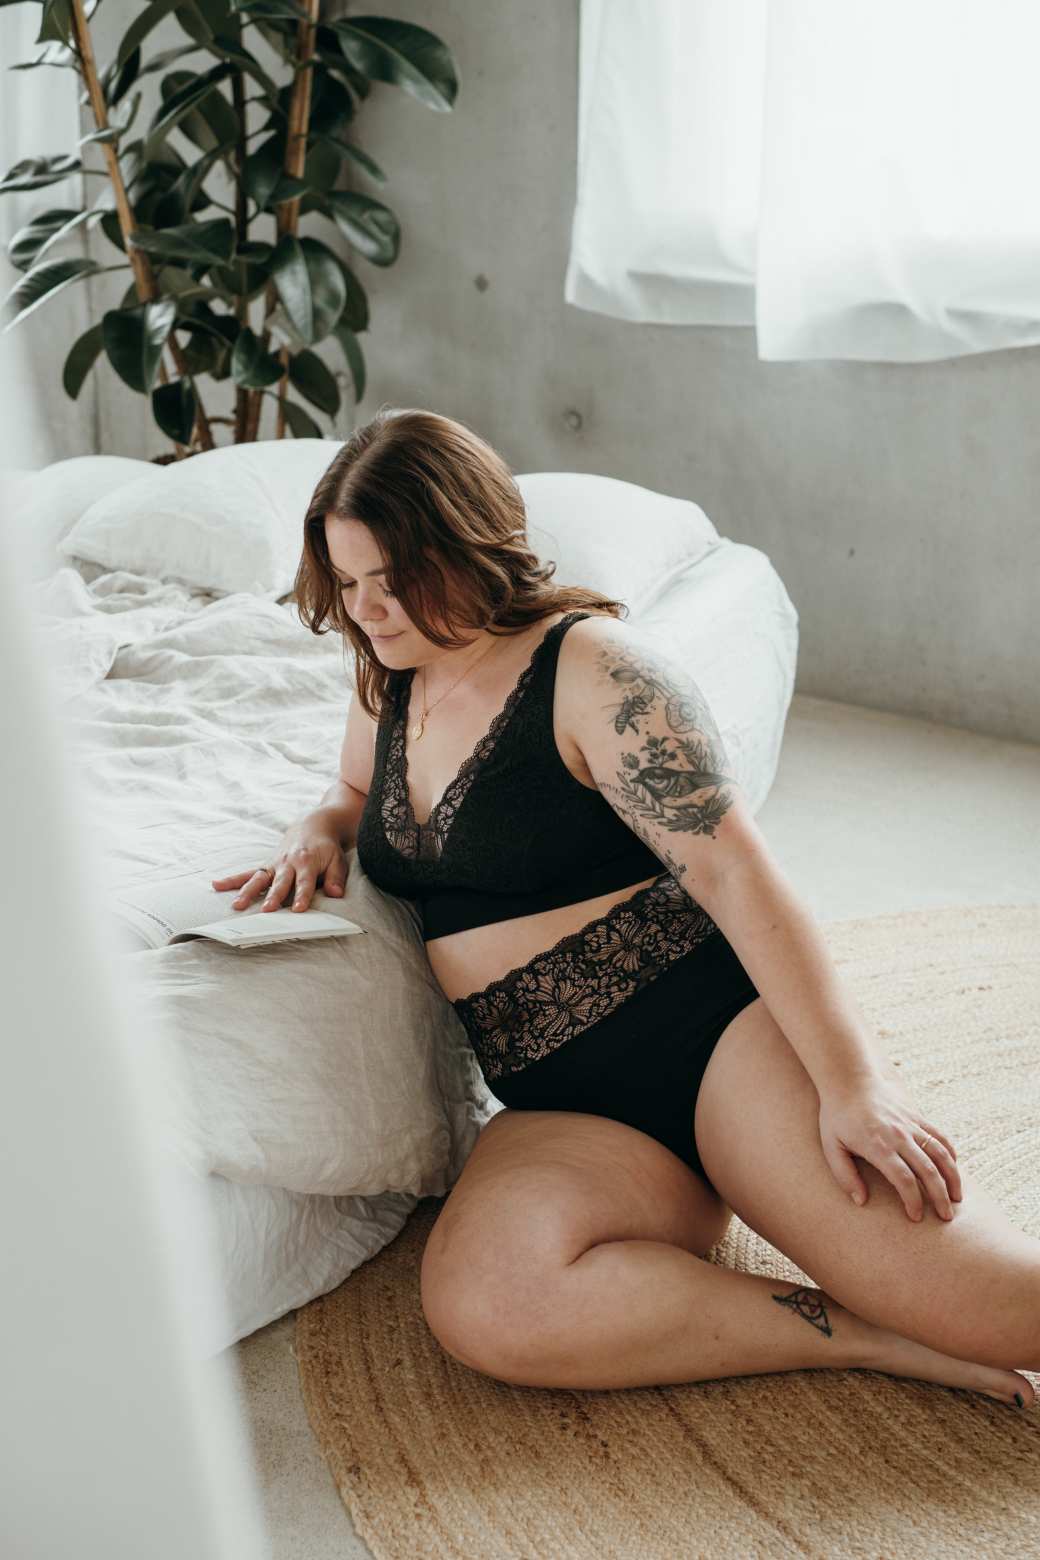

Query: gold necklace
[{"left": 411, "top": 632, "right": 507, "bottom": 741}]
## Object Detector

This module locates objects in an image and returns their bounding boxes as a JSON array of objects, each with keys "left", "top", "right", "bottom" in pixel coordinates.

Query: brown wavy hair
[{"left": 292, "top": 406, "right": 629, "bottom": 722}]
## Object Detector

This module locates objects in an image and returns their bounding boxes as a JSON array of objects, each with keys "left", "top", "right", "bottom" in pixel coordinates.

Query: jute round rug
[{"left": 295, "top": 904, "right": 1040, "bottom": 1559}]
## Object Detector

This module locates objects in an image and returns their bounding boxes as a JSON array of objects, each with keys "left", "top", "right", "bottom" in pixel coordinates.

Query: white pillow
[
  {"left": 517, "top": 471, "right": 720, "bottom": 617},
  {"left": 3, "top": 455, "right": 153, "bottom": 581},
  {"left": 56, "top": 449, "right": 719, "bottom": 607},
  {"left": 60, "top": 439, "right": 344, "bottom": 598}
]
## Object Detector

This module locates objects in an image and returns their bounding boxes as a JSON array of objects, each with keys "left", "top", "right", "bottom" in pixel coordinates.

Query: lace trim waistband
[{"left": 451, "top": 871, "right": 718, "bottom": 1085}]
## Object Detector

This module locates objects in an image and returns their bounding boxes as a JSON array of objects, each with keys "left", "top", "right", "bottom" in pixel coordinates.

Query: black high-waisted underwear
[{"left": 451, "top": 871, "right": 761, "bottom": 1179}]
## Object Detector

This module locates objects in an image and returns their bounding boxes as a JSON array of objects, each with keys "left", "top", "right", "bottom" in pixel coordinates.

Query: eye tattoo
[{"left": 771, "top": 1285, "right": 835, "bottom": 1337}]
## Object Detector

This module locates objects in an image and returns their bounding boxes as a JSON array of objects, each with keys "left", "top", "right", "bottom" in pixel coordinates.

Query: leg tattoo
[{"left": 771, "top": 1284, "right": 835, "bottom": 1337}]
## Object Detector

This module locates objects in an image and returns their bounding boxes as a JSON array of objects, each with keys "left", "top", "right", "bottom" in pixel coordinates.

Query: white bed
[{"left": 12, "top": 448, "right": 799, "bottom": 1353}]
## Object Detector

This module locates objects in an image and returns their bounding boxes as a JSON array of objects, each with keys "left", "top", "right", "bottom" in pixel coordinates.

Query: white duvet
[
  {"left": 31, "top": 542, "right": 798, "bottom": 1351},
  {"left": 33, "top": 562, "right": 472, "bottom": 1350}
]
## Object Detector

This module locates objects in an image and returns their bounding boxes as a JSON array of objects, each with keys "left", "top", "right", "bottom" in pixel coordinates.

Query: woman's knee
[
  {"left": 419, "top": 1208, "right": 560, "bottom": 1375},
  {"left": 419, "top": 1151, "right": 584, "bottom": 1372},
  {"left": 420, "top": 1105, "right": 736, "bottom": 1373},
  {"left": 419, "top": 1265, "right": 499, "bottom": 1372}
]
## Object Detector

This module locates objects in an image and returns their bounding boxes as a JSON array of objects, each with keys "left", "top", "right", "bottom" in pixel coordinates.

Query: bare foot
[{"left": 853, "top": 1312, "right": 1035, "bottom": 1408}]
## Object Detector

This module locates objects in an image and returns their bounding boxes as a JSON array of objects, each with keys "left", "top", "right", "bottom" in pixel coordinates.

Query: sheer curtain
[
  {"left": 0, "top": 2, "right": 94, "bottom": 464},
  {"left": 565, "top": 0, "right": 1040, "bottom": 363}
]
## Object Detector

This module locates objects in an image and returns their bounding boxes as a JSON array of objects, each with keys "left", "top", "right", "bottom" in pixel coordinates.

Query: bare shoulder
[
  {"left": 555, "top": 606, "right": 616, "bottom": 670},
  {"left": 560, "top": 612, "right": 639, "bottom": 646},
  {"left": 558, "top": 611, "right": 727, "bottom": 749},
  {"left": 555, "top": 610, "right": 630, "bottom": 703},
  {"left": 557, "top": 611, "right": 632, "bottom": 660}
]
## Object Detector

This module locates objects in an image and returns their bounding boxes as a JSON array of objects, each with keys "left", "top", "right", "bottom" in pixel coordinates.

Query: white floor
[{"left": 232, "top": 692, "right": 1040, "bottom": 1559}]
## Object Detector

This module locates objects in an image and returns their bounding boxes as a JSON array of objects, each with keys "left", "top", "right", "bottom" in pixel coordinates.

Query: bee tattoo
[{"left": 591, "top": 640, "right": 738, "bottom": 857}]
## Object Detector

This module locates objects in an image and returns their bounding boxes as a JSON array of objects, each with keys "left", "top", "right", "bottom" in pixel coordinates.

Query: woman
[{"left": 214, "top": 408, "right": 1037, "bottom": 1408}]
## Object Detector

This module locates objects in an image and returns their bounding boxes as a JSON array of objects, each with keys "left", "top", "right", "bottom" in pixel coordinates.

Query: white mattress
[{"left": 32, "top": 544, "right": 797, "bottom": 1350}]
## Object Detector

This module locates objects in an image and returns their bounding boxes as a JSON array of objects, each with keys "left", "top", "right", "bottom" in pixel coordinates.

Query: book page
[
  {"left": 171, "top": 907, "right": 364, "bottom": 948},
  {"left": 111, "top": 853, "right": 364, "bottom": 951}
]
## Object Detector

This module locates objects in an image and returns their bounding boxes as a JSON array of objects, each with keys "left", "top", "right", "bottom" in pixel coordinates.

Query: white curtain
[
  {"left": 0, "top": 3, "right": 95, "bottom": 466},
  {"left": 565, "top": 0, "right": 1040, "bottom": 363}
]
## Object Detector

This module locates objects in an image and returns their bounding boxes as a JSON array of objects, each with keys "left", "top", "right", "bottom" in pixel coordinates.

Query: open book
[{"left": 111, "top": 863, "right": 367, "bottom": 952}]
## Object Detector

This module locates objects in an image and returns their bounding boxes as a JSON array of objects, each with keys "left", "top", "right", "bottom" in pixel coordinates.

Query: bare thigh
[
  {"left": 420, "top": 1107, "right": 732, "bottom": 1358},
  {"left": 693, "top": 996, "right": 1040, "bottom": 1366}
]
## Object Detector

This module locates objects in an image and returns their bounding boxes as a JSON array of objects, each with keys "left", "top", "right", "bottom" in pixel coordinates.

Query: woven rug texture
[{"left": 295, "top": 904, "right": 1040, "bottom": 1559}]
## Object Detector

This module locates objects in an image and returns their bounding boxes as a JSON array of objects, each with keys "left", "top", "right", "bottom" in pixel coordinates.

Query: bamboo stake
[
  {"left": 277, "top": 0, "right": 320, "bottom": 240},
  {"left": 243, "top": 0, "right": 320, "bottom": 442},
  {"left": 69, "top": 0, "right": 215, "bottom": 451},
  {"left": 231, "top": 66, "right": 251, "bottom": 443}
]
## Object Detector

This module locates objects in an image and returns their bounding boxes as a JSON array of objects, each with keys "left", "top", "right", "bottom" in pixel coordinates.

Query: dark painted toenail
[{"left": 1014, "top": 1392, "right": 1025, "bottom": 1408}]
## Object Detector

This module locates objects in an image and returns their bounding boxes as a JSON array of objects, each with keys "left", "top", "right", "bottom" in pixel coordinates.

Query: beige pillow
[{"left": 130, "top": 849, "right": 499, "bottom": 1198}]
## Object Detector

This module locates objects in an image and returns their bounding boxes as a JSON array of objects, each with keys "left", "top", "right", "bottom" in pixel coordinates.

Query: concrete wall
[
  {"left": 321, "top": 0, "right": 1040, "bottom": 745},
  {"left": 10, "top": 0, "right": 1039, "bottom": 743}
]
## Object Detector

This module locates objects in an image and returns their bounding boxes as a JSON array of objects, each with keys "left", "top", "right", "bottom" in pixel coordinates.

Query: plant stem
[
  {"left": 278, "top": 18, "right": 319, "bottom": 240},
  {"left": 244, "top": 0, "right": 320, "bottom": 442},
  {"left": 68, "top": 0, "right": 215, "bottom": 454},
  {"left": 232, "top": 65, "right": 251, "bottom": 443}
]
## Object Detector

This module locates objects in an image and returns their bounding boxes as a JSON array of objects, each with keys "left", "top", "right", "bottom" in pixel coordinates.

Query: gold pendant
[{"left": 412, "top": 715, "right": 425, "bottom": 741}]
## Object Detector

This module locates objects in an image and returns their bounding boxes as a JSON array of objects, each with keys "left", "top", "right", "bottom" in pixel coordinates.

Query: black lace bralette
[{"left": 354, "top": 610, "right": 669, "bottom": 937}]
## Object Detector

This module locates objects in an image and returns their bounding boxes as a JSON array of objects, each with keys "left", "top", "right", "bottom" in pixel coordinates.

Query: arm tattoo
[
  {"left": 589, "top": 639, "right": 739, "bottom": 880},
  {"left": 771, "top": 1285, "right": 835, "bottom": 1337}
]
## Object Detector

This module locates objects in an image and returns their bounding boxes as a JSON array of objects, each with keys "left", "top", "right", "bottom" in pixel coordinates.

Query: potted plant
[{"left": 1, "top": 0, "right": 458, "bottom": 456}]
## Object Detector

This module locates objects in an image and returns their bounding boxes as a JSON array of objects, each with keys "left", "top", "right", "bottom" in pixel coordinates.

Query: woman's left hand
[{"left": 817, "top": 1074, "right": 963, "bottom": 1222}]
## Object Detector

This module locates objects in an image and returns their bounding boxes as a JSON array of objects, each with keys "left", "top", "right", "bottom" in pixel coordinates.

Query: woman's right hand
[{"left": 211, "top": 818, "right": 350, "bottom": 913}]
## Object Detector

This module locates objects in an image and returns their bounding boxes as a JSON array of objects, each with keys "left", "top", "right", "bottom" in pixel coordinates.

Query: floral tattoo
[{"left": 589, "top": 638, "right": 738, "bottom": 884}]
